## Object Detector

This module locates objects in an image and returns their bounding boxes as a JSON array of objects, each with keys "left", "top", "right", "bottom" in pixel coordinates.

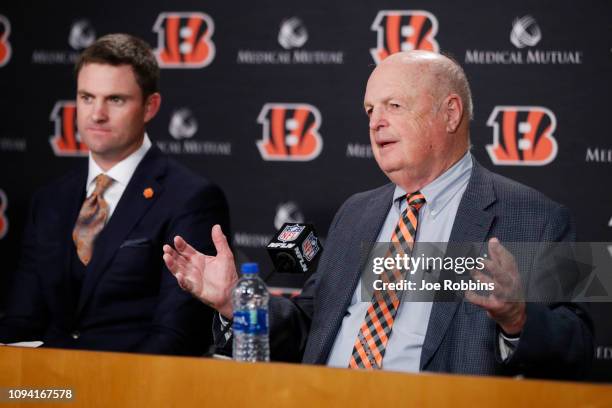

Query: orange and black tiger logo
[
  {"left": 0, "top": 15, "right": 12, "bottom": 67},
  {"left": 256, "top": 103, "right": 323, "bottom": 161},
  {"left": 0, "top": 188, "right": 8, "bottom": 239},
  {"left": 486, "top": 106, "right": 558, "bottom": 166},
  {"left": 153, "top": 12, "right": 215, "bottom": 68},
  {"left": 49, "top": 101, "right": 88, "bottom": 157},
  {"left": 370, "top": 10, "right": 439, "bottom": 64}
]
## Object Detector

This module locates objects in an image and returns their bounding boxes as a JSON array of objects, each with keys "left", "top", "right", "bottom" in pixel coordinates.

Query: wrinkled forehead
[{"left": 364, "top": 60, "right": 432, "bottom": 101}]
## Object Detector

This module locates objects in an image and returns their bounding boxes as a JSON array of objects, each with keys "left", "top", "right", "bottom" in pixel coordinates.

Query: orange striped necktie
[
  {"left": 72, "top": 174, "right": 114, "bottom": 265},
  {"left": 348, "top": 191, "right": 426, "bottom": 369}
]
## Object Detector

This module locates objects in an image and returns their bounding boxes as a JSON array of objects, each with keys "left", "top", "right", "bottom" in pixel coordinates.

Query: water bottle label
[{"left": 232, "top": 309, "right": 268, "bottom": 335}]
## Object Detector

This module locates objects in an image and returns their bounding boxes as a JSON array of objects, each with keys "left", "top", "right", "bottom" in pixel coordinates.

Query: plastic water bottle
[{"left": 232, "top": 263, "right": 270, "bottom": 362}]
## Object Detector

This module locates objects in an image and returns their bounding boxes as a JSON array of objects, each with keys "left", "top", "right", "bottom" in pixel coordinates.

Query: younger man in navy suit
[{"left": 0, "top": 33, "right": 229, "bottom": 355}]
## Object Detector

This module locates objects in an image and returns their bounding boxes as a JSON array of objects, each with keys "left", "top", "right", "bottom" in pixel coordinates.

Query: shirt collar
[
  {"left": 393, "top": 151, "right": 473, "bottom": 213},
  {"left": 86, "top": 133, "right": 152, "bottom": 192}
]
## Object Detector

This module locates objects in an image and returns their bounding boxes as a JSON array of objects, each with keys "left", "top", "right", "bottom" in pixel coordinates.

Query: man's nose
[
  {"left": 91, "top": 100, "right": 108, "bottom": 123},
  {"left": 369, "top": 108, "right": 388, "bottom": 131}
]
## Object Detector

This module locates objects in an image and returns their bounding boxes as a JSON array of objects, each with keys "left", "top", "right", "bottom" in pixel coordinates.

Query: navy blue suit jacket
[
  {"left": 0, "top": 146, "right": 229, "bottom": 355},
  {"left": 216, "top": 160, "right": 593, "bottom": 379}
]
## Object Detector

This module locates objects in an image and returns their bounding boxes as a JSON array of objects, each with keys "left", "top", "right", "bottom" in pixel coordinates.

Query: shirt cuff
[
  {"left": 498, "top": 331, "right": 520, "bottom": 361},
  {"left": 219, "top": 313, "right": 233, "bottom": 342}
]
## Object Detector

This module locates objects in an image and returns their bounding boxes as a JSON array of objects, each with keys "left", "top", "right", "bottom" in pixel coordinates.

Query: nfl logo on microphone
[
  {"left": 278, "top": 225, "right": 305, "bottom": 242},
  {"left": 302, "top": 232, "right": 319, "bottom": 262}
]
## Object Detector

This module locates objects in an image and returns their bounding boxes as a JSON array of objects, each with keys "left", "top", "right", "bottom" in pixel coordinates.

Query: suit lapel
[
  {"left": 60, "top": 166, "right": 88, "bottom": 271},
  {"left": 54, "top": 166, "right": 88, "bottom": 319},
  {"left": 76, "top": 147, "right": 166, "bottom": 315},
  {"left": 420, "top": 160, "right": 497, "bottom": 370},
  {"left": 315, "top": 184, "right": 394, "bottom": 362}
]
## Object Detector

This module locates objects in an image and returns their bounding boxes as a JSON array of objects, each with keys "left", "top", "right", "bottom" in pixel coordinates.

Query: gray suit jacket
[{"left": 216, "top": 160, "right": 593, "bottom": 379}]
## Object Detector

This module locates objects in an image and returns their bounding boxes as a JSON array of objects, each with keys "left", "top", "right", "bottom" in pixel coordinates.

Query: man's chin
[
  {"left": 381, "top": 165, "right": 421, "bottom": 186},
  {"left": 86, "top": 145, "right": 110, "bottom": 156},
  {"left": 81, "top": 135, "right": 109, "bottom": 152},
  {"left": 374, "top": 157, "right": 402, "bottom": 175},
  {"left": 379, "top": 165, "right": 403, "bottom": 180},
  {"left": 87, "top": 146, "right": 121, "bottom": 161}
]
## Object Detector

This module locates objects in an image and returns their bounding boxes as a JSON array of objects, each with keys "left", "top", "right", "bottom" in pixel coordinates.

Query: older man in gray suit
[{"left": 163, "top": 51, "right": 592, "bottom": 379}]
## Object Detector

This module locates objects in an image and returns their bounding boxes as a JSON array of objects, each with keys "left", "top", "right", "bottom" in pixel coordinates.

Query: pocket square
[{"left": 120, "top": 238, "right": 152, "bottom": 248}]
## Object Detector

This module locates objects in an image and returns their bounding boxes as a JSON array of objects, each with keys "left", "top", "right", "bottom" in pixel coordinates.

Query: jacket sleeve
[
  {"left": 502, "top": 205, "right": 594, "bottom": 379},
  {"left": 212, "top": 196, "right": 352, "bottom": 362},
  {"left": 134, "top": 183, "right": 230, "bottom": 356}
]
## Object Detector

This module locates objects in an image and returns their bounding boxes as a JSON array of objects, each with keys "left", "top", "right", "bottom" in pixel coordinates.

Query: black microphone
[{"left": 266, "top": 223, "right": 323, "bottom": 274}]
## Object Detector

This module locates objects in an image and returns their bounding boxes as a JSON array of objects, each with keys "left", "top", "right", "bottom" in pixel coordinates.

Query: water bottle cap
[{"left": 241, "top": 263, "right": 259, "bottom": 274}]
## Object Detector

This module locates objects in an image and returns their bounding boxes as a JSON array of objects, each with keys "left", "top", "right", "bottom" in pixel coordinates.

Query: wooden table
[{"left": 0, "top": 346, "right": 610, "bottom": 407}]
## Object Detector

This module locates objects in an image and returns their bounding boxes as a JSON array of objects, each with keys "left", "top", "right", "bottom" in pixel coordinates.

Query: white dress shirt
[{"left": 86, "top": 134, "right": 152, "bottom": 220}]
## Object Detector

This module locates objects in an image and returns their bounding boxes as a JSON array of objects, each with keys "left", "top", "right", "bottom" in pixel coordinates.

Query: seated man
[
  {"left": 163, "top": 51, "right": 592, "bottom": 377},
  {"left": 0, "top": 34, "right": 229, "bottom": 355}
]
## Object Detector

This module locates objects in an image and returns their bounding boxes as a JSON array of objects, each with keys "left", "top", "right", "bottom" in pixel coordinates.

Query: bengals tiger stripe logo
[
  {"left": 256, "top": 103, "right": 323, "bottom": 161},
  {"left": 153, "top": 12, "right": 215, "bottom": 68},
  {"left": 370, "top": 10, "right": 439, "bottom": 64},
  {"left": 49, "top": 101, "right": 88, "bottom": 157},
  {"left": 486, "top": 106, "right": 558, "bottom": 166},
  {"left": 0, "top": 188, "right": 8, "bottom": 239},
  {"left": 0, "top": 15, "right": 12, "bottom": 67}
]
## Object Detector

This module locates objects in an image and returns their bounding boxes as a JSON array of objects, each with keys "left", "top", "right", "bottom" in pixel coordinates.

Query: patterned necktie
[
  {"left": 349, "top": 191, "right": 426, "bottom": 369},
  {"left": 72, "top": 174, "right": 114, "bottom": 265}
]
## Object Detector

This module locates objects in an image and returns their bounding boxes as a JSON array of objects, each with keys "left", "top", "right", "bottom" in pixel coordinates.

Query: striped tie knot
[{"left": 407, "top": 191, "right": 426, "bottom": 211}]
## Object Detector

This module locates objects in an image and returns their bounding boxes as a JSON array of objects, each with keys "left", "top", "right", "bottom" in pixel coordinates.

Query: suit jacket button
[{"left": 71, "top": 331, "right": 80, "bottom": 340}]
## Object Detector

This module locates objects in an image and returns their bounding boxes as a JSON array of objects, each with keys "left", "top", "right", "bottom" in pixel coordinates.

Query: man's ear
[
  {"left": 144, "top": 93, "right": 161, "bottom": 123},
  {"left": 445, "top": 94, "right": 463, "bottom": 133}
]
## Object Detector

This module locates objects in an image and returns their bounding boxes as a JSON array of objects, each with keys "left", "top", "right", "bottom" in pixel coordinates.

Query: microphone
[{"left": 266, "top": 223, "right": 323, "bottom": 274}]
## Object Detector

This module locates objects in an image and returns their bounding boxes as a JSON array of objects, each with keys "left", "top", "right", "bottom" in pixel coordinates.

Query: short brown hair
[{"left": 75, "top": 33, "right": 159, "bottom": 99}]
